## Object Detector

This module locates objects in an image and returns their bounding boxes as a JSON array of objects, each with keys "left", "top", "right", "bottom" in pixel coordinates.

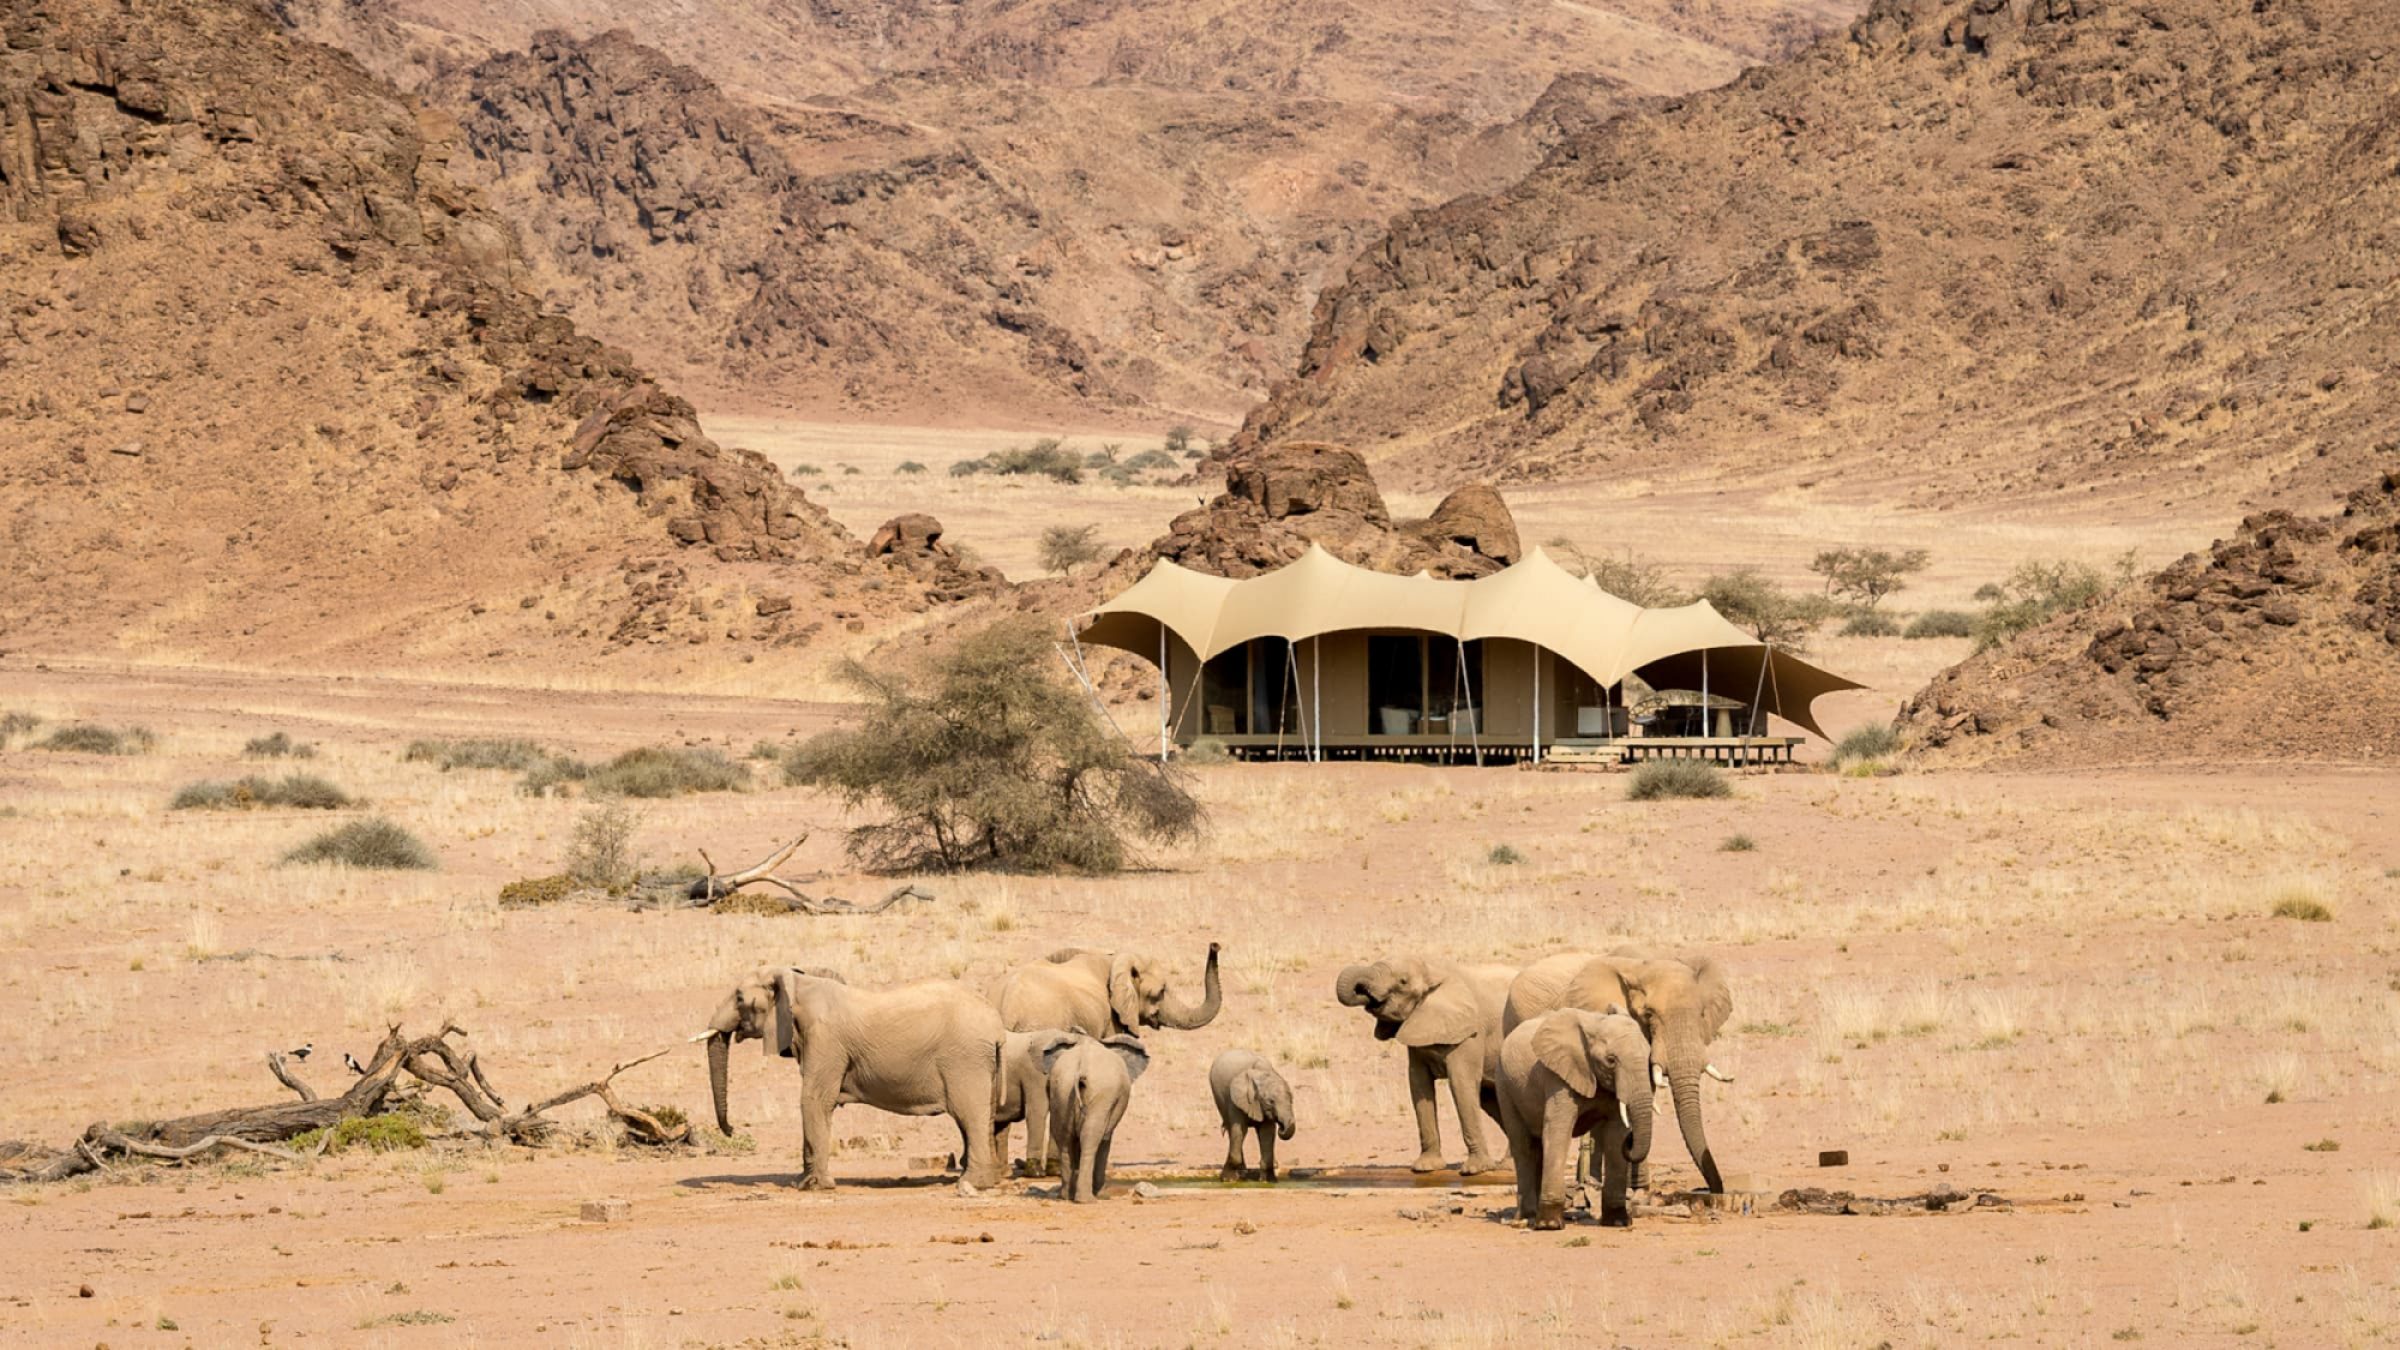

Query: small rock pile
[{"left": 1153, "top": 441, "right": 1520, "bottom": 580}]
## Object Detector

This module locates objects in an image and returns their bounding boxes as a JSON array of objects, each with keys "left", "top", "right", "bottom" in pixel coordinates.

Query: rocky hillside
[
  {"left": 0, "top": 0, "right": 966, "bottom": 672},
  {"left": 1241, "top": 0, "right": 2400, "bottom": 513},
  {"left": 1899, "top": 467, "right": 2400, "bottom": 764},
  {"left": 277, "top": 0, "right": 1866, "bottom": 425}
]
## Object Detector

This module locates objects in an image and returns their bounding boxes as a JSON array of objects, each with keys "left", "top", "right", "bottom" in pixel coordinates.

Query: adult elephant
[
  {"left": 993, "top": 943, "right": 1222, "bottom": 1173},
  {"left": 695, "top": 965, "right": 1006, "bottom": 1190},
  {"left": 1334, "top": 955, "right": 1517, "bottom": 1175},
  {"left": 1519, "top": 947, "right": 1734, "bottom": 1193}
]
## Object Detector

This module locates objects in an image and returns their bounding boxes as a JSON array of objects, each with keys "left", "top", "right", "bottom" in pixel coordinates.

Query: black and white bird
[
  {"left": 286, "top": 1043, "right": 312, "bottom": 1061},
  {"left": 343, "top": 1051, "right": 366, "bottom": 1075}
]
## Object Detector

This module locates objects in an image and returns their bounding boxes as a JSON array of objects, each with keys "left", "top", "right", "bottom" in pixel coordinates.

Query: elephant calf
[
  {"left": 1495, "top": 1009, "right": 1655, "bottom": 1230},
  {"left": 1207, "top": 1049, "right": 1296, "bottom": 1182},
  {"left": 1037, "top": 1032, "right": 1150, "bottom": 1203}
]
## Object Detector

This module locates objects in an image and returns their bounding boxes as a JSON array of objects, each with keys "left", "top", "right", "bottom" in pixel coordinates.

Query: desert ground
[{"left": 4, "top": 548, "right": 2397, "bottom": 1345}]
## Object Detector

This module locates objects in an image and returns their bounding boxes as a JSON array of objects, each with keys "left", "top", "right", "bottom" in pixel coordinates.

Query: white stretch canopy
[{"left": 1076, "top": 545, "right": 1863, "bottom": 738}]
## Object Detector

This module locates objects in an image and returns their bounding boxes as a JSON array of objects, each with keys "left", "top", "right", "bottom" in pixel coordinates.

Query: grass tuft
[
  {"left": 1831, "top": 723, "right": 1901, "bottom": 767},
  {"left": 0, "top": 711, "right": 43, "bottom": 748},
  {"left": 35, "top": 723, "right": 155, "bottom": 755},
  {"left": 283, "top": 817, "right": 436, "bottom": 870},
  {"left": 1719, "top": 833, "right": 1757, "bottom": 853},
  {"left": 2268, "top": 887, "right": 2334, "bottom": 923},
  {"left": 171, "top": 774, "right": 354, "bottom": 812},
  {"left": 404, "top": 738, "right": 549, "bottom": 772},
  {"left": 1903, "top": 609, "right": 1977, "bottom": 640},
  {"left": 291, "top": 1113, "right": 427, "bottom": 1154},
  {"left": 498, "top": 874, "right": 574, "bottom": 908},
  {"left": 1486, "top": 843, "right": 1524, "bottom": 866},
  {"left": 241, "top": 731, "right": 316, "bottom": 759},
  {"left": 572, "top": 746, "right": 746, "bottom": 799},
  {"left": 1627, "top": 760, "right": 1730, "bottom": 801}
]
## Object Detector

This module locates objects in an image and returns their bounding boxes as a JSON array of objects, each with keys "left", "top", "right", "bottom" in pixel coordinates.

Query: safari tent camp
[{"left": 1072, "top": 545, "right": 1862, "bottom": 764}]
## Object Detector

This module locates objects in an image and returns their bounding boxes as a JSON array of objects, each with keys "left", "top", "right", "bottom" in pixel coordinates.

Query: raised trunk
[
  {"left": 1335, "top": 962, "right": 1376, "bottom": 1007},
  {"left": 1668, "top": 1064, "right": 1722, "bottom": 1192},
  {"left": 1155, "top": 943, "right": 1223, "bottom": 1030},
  {"left": 1616, "top": 1059, "right": 1654, "bottom": 1166},
  {"left": 707, "top": 1032, "right": 734, "bottom": 1136}
]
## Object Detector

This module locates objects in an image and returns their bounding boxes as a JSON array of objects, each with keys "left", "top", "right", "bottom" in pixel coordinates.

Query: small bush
[
  {"left": 896, "top": 460, "right": 928, "bottom": 475},
  {"left": 1720, "top": 833, "right": 1757, "bottom": 853},
  {"left": 292, "top": 1113, "right": 427, "bottom": 1154},
  {"left": 241, "top": 731, "right": 317, "bottom": 759},
  {"left": 1831, "top": 723, "right": 1902, "bottom": 766},
  {"left": 0, "top": 711, "right": 42, "bottom": 748},
  {"left": 1487, "top": 844, "right": 1523, "bottom": 866},
  {"left": 1040, "top": 523, "right": 1104, "bottom": 575},
  {"left": 518, "top": 755, "right": 591, "bottom": 797},
  {"left": 1627, "top": 760, "right": 1731, "bottom": 801},
  {"left": 1903, "top": 609, "right": 1977, "bottom": 640},
  {"left": 2304, "top": 1138, "right": 2342, "bottom": 1153},
  {"left": 789, "top": 461, "right": 823, "bottom": 477},
  {"left": 1120, "top": 448, "right": 1179, "bottom": 473},
  {"left": 36, "top": 723, "right": 155, "bottom": 755},
  {"left": 949, "top": 458, "right": 985, "bottom": 477},
  {"left": 1182, "top": 738, "right": 1230, "bottom": 765},
  {"left": 498, "top": 874, "right": 573, "bottom": 908},
  {"left": 564, "top": 801, "right": 641, "bottom": 892},
  {"left": 1839, "top": 609, "right": 1902, "bottom": 638},
  {"left": 283, "top": 817, "right": 435, "bottom": 870},
  {"left": 1973, "top": 559, "right": 2112, "bottom": 650},
  {"left": 171, "top": 774, "right": 354, "bottom": 811},
  {"left": 573, "top": 746, "right": 746, "bottom": 799},
  {"left": 2269, "top": 890, "right": 2334, "bottom": 923},
  {"left": 403, "top": 738, "right": 548, "bottom": 772},
  {"left": 841, "top": 464, "right": 861, "bottom": 476}
]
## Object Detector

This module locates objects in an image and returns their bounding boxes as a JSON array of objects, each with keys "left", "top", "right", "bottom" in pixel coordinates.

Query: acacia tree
[
  {"left": 1701, "top": 568, "right": 1840, "bottom": 648},
  {"left": 787, "top": 621, "right": 1201, "bottom": 872},
  {"left": 1809, "top": 546, "right": 1931, "bottom": 610},
  {"left": 1040, "top": 523, "right": 1103, "bottom": 575}
]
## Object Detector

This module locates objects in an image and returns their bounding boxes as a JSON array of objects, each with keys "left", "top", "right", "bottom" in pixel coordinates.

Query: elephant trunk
[
  {"left": 1334, "top": 963, "right": 1376, "bottom": 1007},
  {"left": 706, "top": 1032, "right": 734, "bottom": 1136},
  {"left": 1663, "top": 1044, "right": 1723, "bottom": 1192},
  {"left": 1156, "top": 943, "right": 1223, "bottom": 1030},
  {"left": 1616, "top": 1058, "right": 1653, "bottom": 1166}
]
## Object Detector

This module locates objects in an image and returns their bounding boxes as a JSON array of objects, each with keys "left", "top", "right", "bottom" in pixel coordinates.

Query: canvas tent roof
[{"left": 1076, "top": 544, "right": 1863, "bottom": 738}]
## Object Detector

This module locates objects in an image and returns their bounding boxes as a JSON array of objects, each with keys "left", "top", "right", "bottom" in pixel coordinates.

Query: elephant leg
[
  {"left": 1533, "top": 1091, "right": 1579, "bottom": 1230},
  {"left": 796, "top": 1076, "right": 839, "bottom": 1191},
  {"left": 1595, "top": 1109, "right": 1632, "bottom": 1228},
  {"left": 1092, "top": 1133, "right": 1113, "bottom": 1199},
  {"left": 953, "top": 1087, "right": 1000, "bottom": 1189},
  {"left": 1023, "top": 1085, "right": 1054, "bottom": 1177},
  {"left": 1257, "top": 1127, "right": 1276, "bottom": 1184},
  {"left": 1499, "top": 1097, "right": 1538, "bottom": 1224},
  {"left": 1406, "top": 1051, "right": 1444, "bottom": 1172},
  {"left": 1444, "top": 1043, "right": 1498, "bottom": 1174},
  {"left": 1220, "top": 1116, "right": 1246, "bottom": 1181}
]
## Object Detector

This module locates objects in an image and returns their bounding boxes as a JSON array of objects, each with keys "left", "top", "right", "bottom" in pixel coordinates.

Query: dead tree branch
[{"left": 267, "top": 1050, "right": 318, "bottom": 1103}]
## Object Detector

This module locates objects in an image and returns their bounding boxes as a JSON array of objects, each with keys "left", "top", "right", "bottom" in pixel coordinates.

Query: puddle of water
[{"left": 1142, "top": 1166, "right": 1516, "bottom": 1191}]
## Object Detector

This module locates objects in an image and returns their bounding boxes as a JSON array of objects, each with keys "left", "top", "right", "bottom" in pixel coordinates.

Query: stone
[
  {"left": 754, "top": 592, "right": 792, "bottom": 617},
  {"left": 124, "top": 393, "right": 150, "bottom": 414},
  {"left": 867, "top": 512, "right": 945, "bottom": 557},
  {"left": 580, "top": 1198, "right": 630, "bottom": 1222},
  {"left": 108, "top": 442, "right": 144, "bottom": 457},
  {"left": 1130, "top": 1181, "right": 1161, "bottom": 1199},
  {"left": 1409, "top": 483, "right": 1521, "bottom": 567}
]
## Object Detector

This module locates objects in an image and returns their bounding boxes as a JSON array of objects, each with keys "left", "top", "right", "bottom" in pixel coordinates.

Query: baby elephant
[
  {"left": 1495, "top": 1009, "right": 1655, "bottom": 1230},
  {"left": 1208, "top": 1049, "right": 1297, "bottom": 1181},
  {"left": 1037, "top": 1032, "right": 1150, "bottom": 1202}
]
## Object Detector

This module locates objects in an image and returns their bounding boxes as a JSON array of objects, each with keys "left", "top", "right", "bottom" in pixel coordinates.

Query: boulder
[
  {"left": 1407, "top": 483, "right": 1521, "bottom": 568},
  {"left": 868, "top": 512, "right": 946, "bottom": 558}
]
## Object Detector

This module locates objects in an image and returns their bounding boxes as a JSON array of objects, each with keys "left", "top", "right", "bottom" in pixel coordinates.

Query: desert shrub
[
  {"left": 0, "top": 711, "right": 39, "bottom": 748},
  {"left": 1904, "top": 609, "right": 1977, "bottom": 640},
  {"left": 2268, "top": 889, "right": 2334, "bottom": 923},
  {"left": 1040, "top": 523, "right": 1104, "bottom": 575},
  {"left": 171, "top": 774, "right": 354, "bottom": 811},
  {"left": 1701, "top": 570, "right": 1840, "bottom": 648},
  {"left": 1720, "top": 833, "right": 1757, "bottom": 852},
  {"left": 1120, "top": 447, "right": 1179, "bottom": 472},
  {"left": 1831, "top": 723, "right": 1902, "bottom": 766},
  {"left": 1972, "top": 559, "right": 2111, "bottom": 650},
  {"left": 949, "top": 458, "right": 985, "bottom": 477},
  {"left": 574, "top": 746, "right": 745, "bottom": 799},
  {"left": 291, "top": 1113, "right": 426, "bottom": 1154},
  {"left": 786, "top": 620, "right": 1202, "bottom": 872},
  {"left": 840, "top": 464, "right": 860, "bottom": 476},
  {"left": 790, "top": 461, "right": 823, "bottom": 477},
  {"left": 1626, "top": 760, "right": 1731, "bottom": 801},
  {"left": 990, "top": 438, "right": 1083, "bottom": 483},
  {"left": 403, "top": 738, "right": 548, "bottom": 772},
  {"left": 896, "top": 460, "right": 928, "bottom": 475},
  {"left": 518, "top": 755, "right": 591, "bottom": 796},
  {"left": 1810, "top": 546, "right": 1930, "bottom": 610},
  {"left": 1839, "top": 609, "right": 1902, "bottom": 638},
  {"left": 1085, "top": 448, "right": 1119, "bottom": 468},
  {"left": 37, "top": 723, "right": 155, "bottom": 755},
  {"left": 283, "top": 817, "right": 435, "bottom": 870},
  {"left": 498, "top": 874, "right": 573, "bottom": 908},
  {"left": 1164, "top": 425, "right": 1195, "bottom": 458},
  {"left": 1487, "top": 844, "right": 1524, "bottom": 866},
  {"left": 564, "top": 801, "right": 641, "bottom": 892},
  {"left": 242, "top": 731, "right": 316, "bottom": 759},
  {"left": 1182, "top": 737, "right": 1229, "bottom": 765},
  {"left": 1545, "top": 538, "right": 1691, "bottom": 608}
]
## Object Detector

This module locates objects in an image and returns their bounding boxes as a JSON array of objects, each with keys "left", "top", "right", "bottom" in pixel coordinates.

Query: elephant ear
[
  {"left": 1531, "top": 1013, "right": 1601, "bottom": 1098},
  {"left": 1684, "top": 953, "right": 1733, "bottom": 1043},
  {"left": 1033, "top": 1030, "right": 1083, "bottom": 1076},
  {"left": 1102, "top": 1034, "right": 1151, "bottom": 1083},
  {"left": 1230, "top": 1067, "right": 1265, "bottom": 1121},
  {"left": 771, "top": 970, "right": 802, "bottom": 1060},
  {"left": 1396, "top": 974, "right": 1481, "bottom": 1048},
  {"left": 1107, "top": 955, "right": 1144, "bottom": 1034}
]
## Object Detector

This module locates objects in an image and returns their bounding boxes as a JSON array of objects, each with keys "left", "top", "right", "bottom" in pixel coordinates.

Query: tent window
[
  {"left": 1201, "top": 647, "right": 1247, "bottom": 736},
  {"left": 1249, "top": 641, "right": 1296, "bottom": 735},
  {"left": 1367, "top": 635, "right": 1424, "bottom": 735}
]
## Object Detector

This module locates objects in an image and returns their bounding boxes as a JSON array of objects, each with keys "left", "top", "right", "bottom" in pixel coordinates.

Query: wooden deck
[{"left": 1196, "top": 735, "right": 1803, "bottom": 766}]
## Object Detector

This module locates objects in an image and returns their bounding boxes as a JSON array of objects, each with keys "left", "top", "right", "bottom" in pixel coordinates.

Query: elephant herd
[{"left": 696, "top": 940, "right": 1731, "bottom": 1230}]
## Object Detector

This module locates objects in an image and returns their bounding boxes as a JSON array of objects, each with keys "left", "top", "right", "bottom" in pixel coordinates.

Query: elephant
[
  {"left": 1207, "top": 1049, "right": 1297, "bottom": 1182},
  {"left": 696, "top": 965, "right": 1007, "bottom": 1190},
  {"left": 1495, "top": 1009, "right": 1656, "bottom": 1229},
  {"left": 1500, "top": 950, "right": 1600, "bottom": 1036},
  {"left": 1518, "top": 947, "right": 1733, "bottom": 1193},
  {"left": 1036, "top": 1031, "right": 1150, "bottom": 1203},
  {"left": 993, "top": 942, "right": 1221, "bottom": 1173},
  {"left": 1334, "top": 955, "right": 1517, "bottom": 1175}
]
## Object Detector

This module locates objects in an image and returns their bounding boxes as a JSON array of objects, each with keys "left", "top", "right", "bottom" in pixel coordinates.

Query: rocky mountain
[
  {"left": 274, "top": 0, "right": 1867, "bottom": 425},
  {"left": 1239, "top": 0, "right": 2400, "bottom": 513},
  {"left": 0, "top": 0, "right": 963, "bottom": 671},
  {"left": 1899, "top": 466, "right": 2400, "bottom": 764}
]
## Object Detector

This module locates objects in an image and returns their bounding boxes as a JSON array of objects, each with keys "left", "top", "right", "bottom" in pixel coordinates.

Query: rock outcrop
[
  {"left": 866, "top": 513, "right": 1007, "bottom": 602},
  {"left": 1899, "top": 468, "right": 2400, "bottom": 764},
  {"left": 1153, "top": 443, "right": 1519, "bottom": 580}
]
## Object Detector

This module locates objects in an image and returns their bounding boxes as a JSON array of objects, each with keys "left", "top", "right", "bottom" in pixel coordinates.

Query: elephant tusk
[
  {"left": 1618, "top": 1101, "right": 1631, "bottom": 1132},
  {"left": 1652, "top": 1063, "right": 1668, "bottom": 1090},
  {"left": 1704, "top": 1063, "right": 1734, "bottom": 1082},
  {"left": 689, "top": 1030, "right": 719, "bottom": 1043}
]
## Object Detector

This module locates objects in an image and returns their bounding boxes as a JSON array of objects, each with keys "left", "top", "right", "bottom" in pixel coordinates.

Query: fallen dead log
[
  {"left": 674, "top": 836, "right": 936, "bottom": 915},
  {"left": 0, "top": 1023, "right": 687, "bottom": 1184}
]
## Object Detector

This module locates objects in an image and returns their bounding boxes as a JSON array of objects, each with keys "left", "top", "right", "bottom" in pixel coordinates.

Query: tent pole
[
  {"left": 1531, "top": 642, "right": 1542, "bottom": 766},
  {"left": 1702, "top": 647, "right": 1711, "bottom": 754},
  {"left": 1312, "top": 635, "right": 1322, "bottom": 763},
  {"left": 1750, "top": 640, "right": 1771, "bottom": 739}
]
